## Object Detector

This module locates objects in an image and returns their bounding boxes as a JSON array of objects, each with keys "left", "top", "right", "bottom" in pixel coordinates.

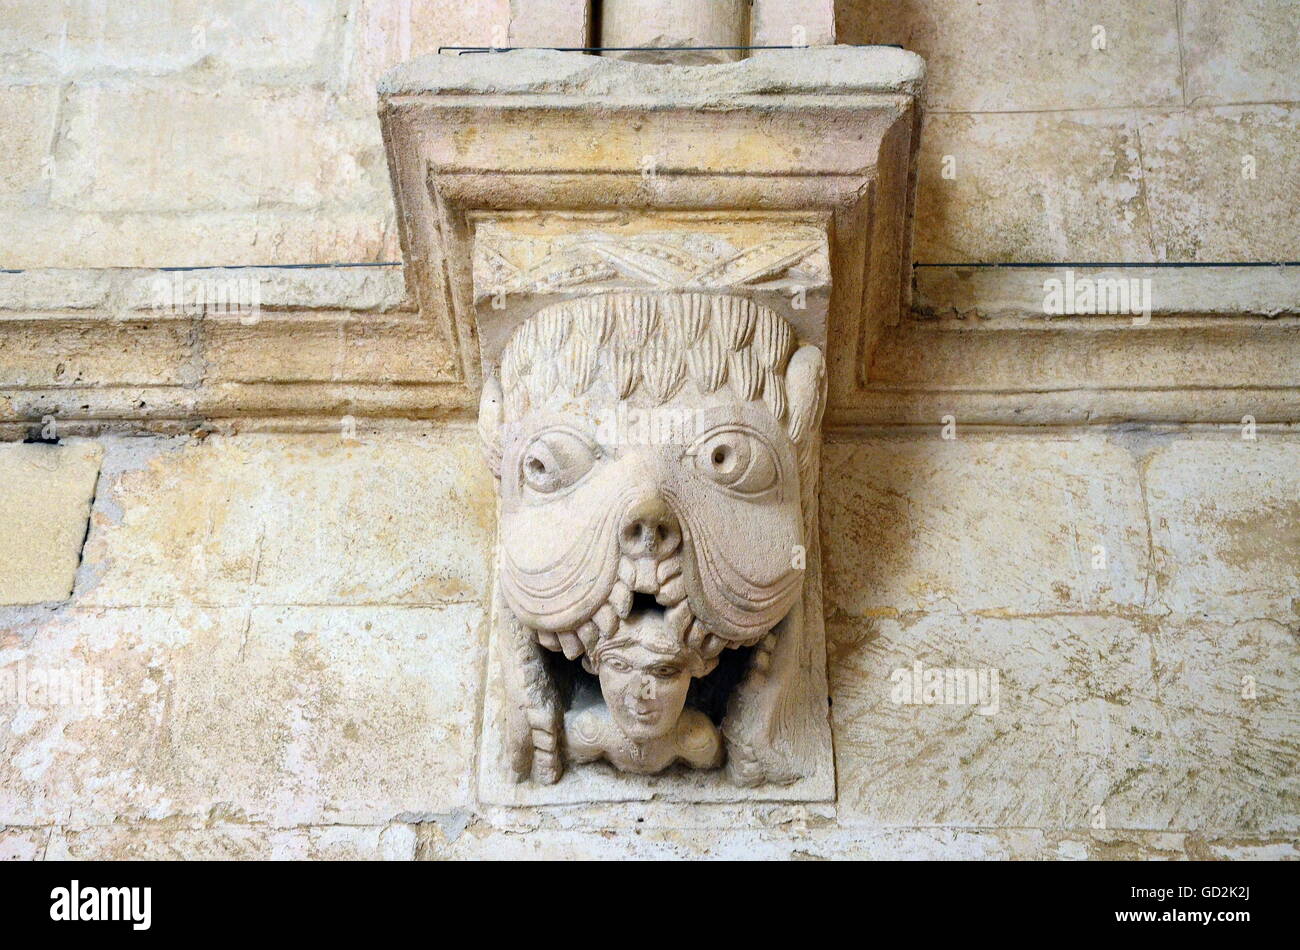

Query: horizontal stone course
[
  {"left": 846, "top": 0, "right": 1183, "bottom": 112},
  {"left": 821, "top": 433, "right": 1152, "bottom": 617},
  {"left": 828, "top": 611, "right": 1298, "bottom": 834},
  {"left": 0, "top": 603, "right": 485, "bottom": 827},
  {"left": 78, "top": 430, "right": 494, "bottom": 607},
  {"left": 915, "top": 105, "right": 1300, "bottom": 264},
  {"left": 0, "top": 426, "right": 1293, "bottom": 854}
]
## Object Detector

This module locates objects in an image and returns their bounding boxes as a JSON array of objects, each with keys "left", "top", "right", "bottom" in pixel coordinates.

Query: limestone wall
[
  {"left": 2, "top": 426, "right": 1295, "bottom": 859},
  {"left": 0, "top": 1, "right": 1297, "bottom": 859}
]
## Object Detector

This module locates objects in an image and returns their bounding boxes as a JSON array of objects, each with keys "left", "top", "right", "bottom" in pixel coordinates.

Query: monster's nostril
[{"left": 619, "top": 498, "right": 682, "bottom": 557}]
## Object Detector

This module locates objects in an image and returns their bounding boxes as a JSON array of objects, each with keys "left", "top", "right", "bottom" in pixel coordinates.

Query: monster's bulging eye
[
  {"left": 691, "top": 427, "right": 779, "bottom": 496},
  {"left": 519, "top": 428, "right": 598, "bottom": 494}
]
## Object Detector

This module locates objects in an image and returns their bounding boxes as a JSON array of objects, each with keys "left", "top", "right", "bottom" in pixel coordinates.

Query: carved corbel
[
  {"left": 377, "top": 45, "right": 923, "bottom": 802},
  {"left": 478, "top": 289, "right": 827, "bottom": 786}
]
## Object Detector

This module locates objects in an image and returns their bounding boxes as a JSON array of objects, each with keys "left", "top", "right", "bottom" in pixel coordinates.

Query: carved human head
[{"left": 586, "top": 609, "right": 713, "bottom": 741}]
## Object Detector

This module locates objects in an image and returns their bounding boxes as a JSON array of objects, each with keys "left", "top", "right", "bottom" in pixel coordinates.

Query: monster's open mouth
[{"left": 531, "top": 550, "right": 731, "bottom": 664}]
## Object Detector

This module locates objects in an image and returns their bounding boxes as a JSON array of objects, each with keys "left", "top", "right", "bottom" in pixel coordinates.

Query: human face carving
[{"left": 594, "top": 616, "right": 694, "bottom": 742}]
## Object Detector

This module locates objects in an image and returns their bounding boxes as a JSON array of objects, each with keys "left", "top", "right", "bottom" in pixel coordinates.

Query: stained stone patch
[{"left": 1145, "top": 438, "right": 1300, "bottom": 623}]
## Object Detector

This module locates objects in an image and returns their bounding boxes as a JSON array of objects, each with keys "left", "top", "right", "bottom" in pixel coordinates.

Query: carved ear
[
  {"left": 478, "top": 375, "right": 504, "bottom": 477},
  {"left": 785, "top": 344, "right": 826, "bottom": 452}
]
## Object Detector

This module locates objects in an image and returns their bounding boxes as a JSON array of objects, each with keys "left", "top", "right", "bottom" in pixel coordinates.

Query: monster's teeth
[
  {"left": 558, "top": 631, "right": 585, "bottom": 660},
  {"left": 656, "top": 557, "right": 680, "bottom": 586},
  {"left": 666, "top": 601, "right": 693, "bottom": 639},
  {"left": 594, "top": 604, "right": 619, "bottom": 635},
  {"left": 537, "top": 630, "right": 562, "bottom": 653},
  {"left": 610, "top": 580, "right": 633, "bottom": 618},
  {"left": 656, "top": 575, "right": 685, "bottom": 606},
  {"left": 618, "top": 557, "right": 636, "bottom": 588},
  {"left": 576, "top": 621, "right": 600, "bottom": 654},
  {"left": 633, "top": 558, "right": 659, "bottom": 594}
]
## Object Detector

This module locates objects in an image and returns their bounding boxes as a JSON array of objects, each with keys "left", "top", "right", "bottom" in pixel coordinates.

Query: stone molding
[{"left": 1, "top": 264, "right": 1298, "bottom": 435}]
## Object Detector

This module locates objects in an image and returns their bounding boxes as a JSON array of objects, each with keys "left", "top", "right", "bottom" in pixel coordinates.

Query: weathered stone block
[
  {"left": 0, "top": 207, "right": 398, "bottom": 270},
  {"left": 829, "top": 612, "right": 1159, "bottom": 828},
  {"left": 752, "top": 0, "right": 835, "bottom": 48},
  {"left": 45, "top": 822, "right": 418, "bottom": 861},
  {"left": 51, "top": 84, "right": 387, "bottom": 214},
  {"left": 915, "top": 112, "right": 1157, "bottom": 263},
  {"left": 1115, "top": 617, "right": 1300, "bottom": 834},
  {"left": 1137, "top": 105, "right": 1300, "bottom": 264},
  {"left": 508, "top": 0, "right": 590, "bottom": 48},
  {"left": 0, "top": 441, "right": 102, "bottom": 605},
  {"left": 346, "top": 0, "right": 512, "bottom": 106},
  {"left": 1182, "top": 0, "right": 1300, "bottom": 104},
  {"left": 0, "top": 828, "right": 45, "bottom": 860},
  {"left": 821, "top": 434, "right": 1151, "bottom": 616},
  {"left": 80, "top": 432, "right": 494, "bottom": 608},
  {"left": 0, "top": 604, "right": 484, "bottom": 826},
  {"left": 0, "top": 84, "right": 58, "bottom": 203},
  {"left": 1144, "top": 438, "right": 1300, "bottom": 623},
  {"left": 599, "top": 0, "right": 748, "bottom": 63},
  {"left": 2, "top": 0, "right": 342, "bottom": 82},
  {"left": 844, "top": 0, "right": 1182, "bottom": 111}
]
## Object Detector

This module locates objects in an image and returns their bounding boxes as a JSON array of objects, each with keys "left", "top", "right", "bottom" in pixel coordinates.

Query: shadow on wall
[
  {"left": 836, "top": 0, "right": 934, "bottom": 48},
  {"left": 835, "top": 0, "right": 952, "bottom": 264}
]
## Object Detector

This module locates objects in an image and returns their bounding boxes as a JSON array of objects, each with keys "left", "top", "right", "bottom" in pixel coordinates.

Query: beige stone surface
[
  {"left": 1182, "top": 0, "right": 1300, "bottom": 104},
  {"left": 1137, "top": 105, "right": 1300, "bottom": 263},
  {"left": 44, "top": 822, "right": 418, "bottom": 861},
  {"left": 913, "top": 265, "right": 1300, "bottom": 318},
  {"left": 0, "top": 0, "right": 343, "bottom": 83},
  {"left": 51, "top": 84, "right": 387, "bottom": 215},
  {"left": 0, "top": 828, "right": 46, "bottom": 860},
  {"left": 0, "top": 319, "right": 198, "bottom": 389},
  {"left": 346, "top": 0, "right": 510, "bottom": 107},
  {"left": 599, "top": 0, "right": 749, "bottom": 64},
  {"left": 0, "top": 441, "right": 103, "bottom": 605},
  {"left": 821, "top": 433, "right": 1151, "bottom": 616},
  {"left": 915, "top": 105, "right": 1300, "bottom": 264},
  {"left": 422, "top": 817, "right": 1297, "bottom": 860},
  {"left": 829, "top": 611, "right": 1298, "bottom": 834},
  {"left": 915, "top": 111, "right": 1156, "bottom": 264},
  {"left": 0, "top": 206, "right": 400, "bottom": 270},
  {"left": 0, "top": 425, "right": 1295, "bottom": 856},
  {"left": 2, "top": 1, "right": 1294, "bottom": 277},
  {"left": 508, "top": 0, "right": 589, "bottom": 48},
  {"left": 845, "top": 0, "right": 1182, "bottom": 111},
  {"left": 752, "top": 0, "right": 835, "bottom": 48},
  {"left": 0, "top": 84, "right": 59, "bottom": 203},
  {"left": 1144, "top": 438, "right": 1300, "bottom": 623},
  {"left": 0, "top": 603, "right": 484, "bottom": 827},
  {"left": 79, "top": 430, "right": 494, "bottom": 607}
]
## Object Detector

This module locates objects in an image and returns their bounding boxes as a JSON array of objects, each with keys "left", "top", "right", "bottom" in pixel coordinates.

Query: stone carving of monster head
[{"left": 478, "top": 292, "right": 826, "bottom": 735}]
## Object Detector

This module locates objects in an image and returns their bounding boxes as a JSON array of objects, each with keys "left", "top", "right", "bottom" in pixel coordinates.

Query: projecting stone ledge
[
  {"left": 0, "top": 441, "right": 102, "bottom": 605},
  {"left": 379, "top": 45, "right": 925, "bottom": 99},
  {"left": 379, "top": 45, "right": 925, "bottom": 403}
]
